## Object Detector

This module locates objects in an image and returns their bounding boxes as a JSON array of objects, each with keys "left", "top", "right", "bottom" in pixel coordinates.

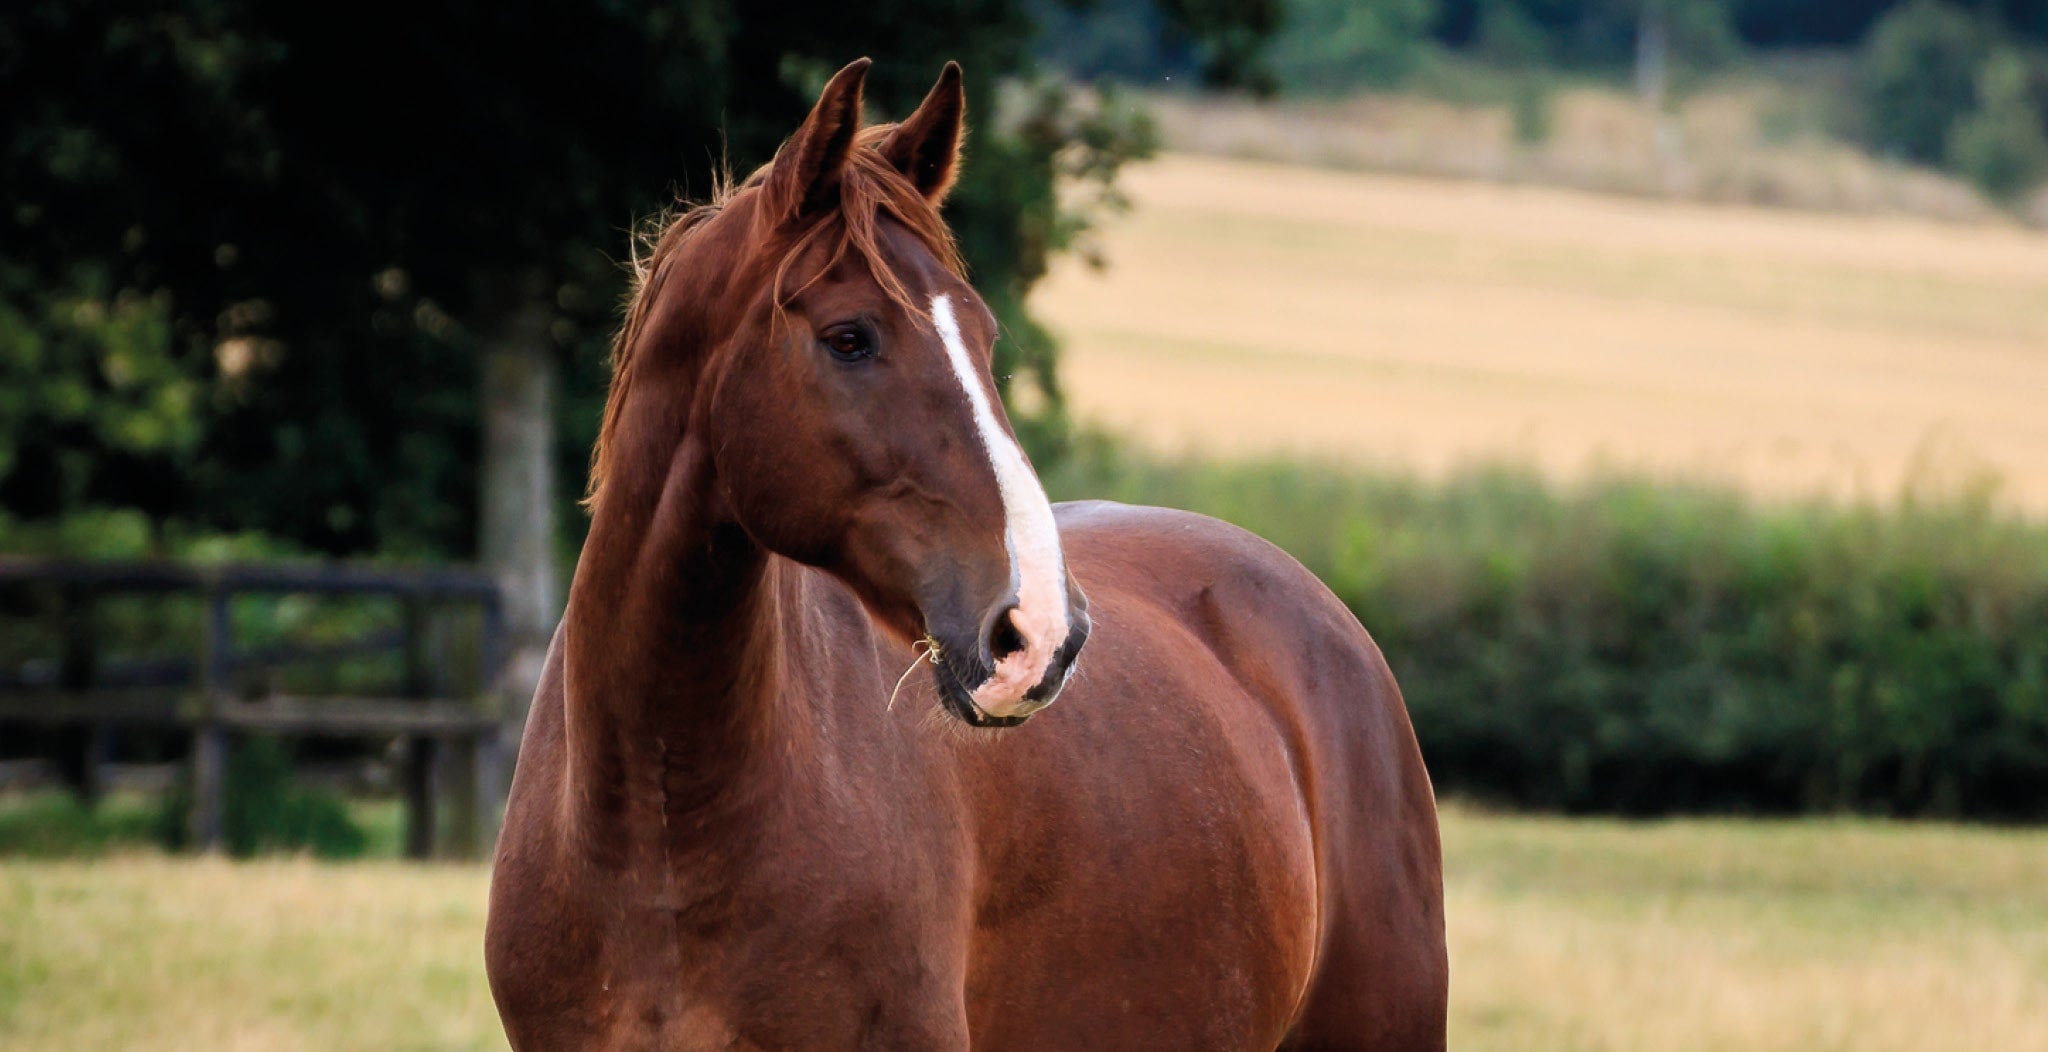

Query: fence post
[
  {"left": 188, "top": 587, "right": 230, "bottom": 853},
  {"left": 56, "top": 584, "right": 109, "bottom": 805},
  {"left": 470, "top": 730, "right": 505, "bottom": 860},
  {"left": 400, "top": 595, "right": 440, "bottom": 860},
  {"left": 443, "top": 739, "right": 481, "bottom": 862},
  {"left": 478, "top": 593, "right": 513, "bottom": 857}
]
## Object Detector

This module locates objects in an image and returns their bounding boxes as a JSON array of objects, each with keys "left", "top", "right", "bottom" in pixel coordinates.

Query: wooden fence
[{"left": 0, "top": 559, "right": 510, "bottom": 859}]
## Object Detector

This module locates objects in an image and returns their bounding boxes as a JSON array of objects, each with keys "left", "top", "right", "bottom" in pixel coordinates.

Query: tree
[
  {"left": 3, "top": 0, "right": 1274, "bottom": 701},
  {"left": 1029, "top": 0, "right": 1289, "bottom": 88},
  {"left": 1732, "top": 1, "right": 2047, "bottom": 49},
  {"left": 1947, "top": 48, "right": 2048, "bottom": 202},
  {"left": 1268, "top": 0, "right": 1440, "bottom": 92},
  {"left": 1854, "top": 0, "right": 1993, "bottom": 164}
]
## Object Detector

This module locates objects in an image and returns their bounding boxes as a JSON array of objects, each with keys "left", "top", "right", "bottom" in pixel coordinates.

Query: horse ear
[
  {"left": 764, "top": 58, "right": 871, "bottom": 220},
  {"left": 880, "top": 62, "right": 965, "bottom": 203}
]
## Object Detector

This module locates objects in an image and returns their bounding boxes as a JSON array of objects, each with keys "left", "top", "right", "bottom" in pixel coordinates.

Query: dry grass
[
  {"left": 1034, "top": 152, "right": 2048, "bottom": 513},
  {"left": 5, "top": 810, "right": 2045, "bottom": 1050},
  {"left": 0, "top": 856, "right": 500, "bottom": 1051},
  {"left": 1444, "top": 812, "right": 2048, "bottom": 1052}
]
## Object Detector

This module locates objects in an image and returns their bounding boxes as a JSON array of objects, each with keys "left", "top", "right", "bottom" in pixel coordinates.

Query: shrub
[
  {"left": 1947, "top": 50, "right": 2048, "bottom": 202},
  {"left": 1854, "top": 1, "right": 1992, "bottom": 164},
  {"left": 1475, "top": 0, "right": 1551, "bottom": 69},
  {"left": 159, "top": 736, "right": 367, "bottom": 858},
  {"left": 0, "top": 792, "right": 162, "bottom": 857},
  {"left": 1509, "top": 76, "right": 1555, "bottom": 145},
  {"left": 1046, "top": 444, "right": 2048, "bottom": 818},
  {"left": 1270, "top": 0, "right": 1440, "bottom": 92}
]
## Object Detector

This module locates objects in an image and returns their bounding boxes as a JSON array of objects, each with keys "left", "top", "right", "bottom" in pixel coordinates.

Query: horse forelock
[{"left": 586, "top": 124, "right": 964, "bottom": 508}]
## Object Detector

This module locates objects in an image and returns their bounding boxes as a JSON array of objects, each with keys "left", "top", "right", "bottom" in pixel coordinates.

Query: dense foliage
[
  {"left": 160, "top": 736, "right": 367, "bottom": 858},
  {"left": 1853, "top": 1, "right": 2048, "bottom": 201},
  {"left": 1049, "top": 446, "right": 2048, "bottom": 818},
  {"left": 1267, "top": 0, "right": 1439, "bottom": 90},
  {"left": 1854, "top": 0, "right": 1995, "bottom": 164}
]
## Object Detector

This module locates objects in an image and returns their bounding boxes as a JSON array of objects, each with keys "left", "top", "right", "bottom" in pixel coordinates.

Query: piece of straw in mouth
[{"left": 887, "top": 637, "right": 942, "bottom": 712}]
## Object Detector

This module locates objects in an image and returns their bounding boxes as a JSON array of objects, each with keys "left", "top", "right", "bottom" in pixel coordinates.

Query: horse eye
[{"left": 821, "top": 324, "right": 874, "bottom": 363}]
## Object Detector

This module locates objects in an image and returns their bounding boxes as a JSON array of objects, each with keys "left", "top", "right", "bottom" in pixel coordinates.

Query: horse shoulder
[
  {"left": 1053, "top": 502, "right": 1443, "bottom": 938},
  {"left": 1056, "top": 496, "right": 1425, "bottom": 798},
  {"left": 1055, "top": 499, "right": 1446, "bottom": 1046}
]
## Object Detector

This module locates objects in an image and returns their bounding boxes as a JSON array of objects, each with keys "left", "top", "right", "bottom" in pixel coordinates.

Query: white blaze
[{"left": 932, "top": 294, "right": 1071, "bottom": 715}]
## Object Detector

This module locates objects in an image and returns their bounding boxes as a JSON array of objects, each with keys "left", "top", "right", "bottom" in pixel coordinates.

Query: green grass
[
  {"left": 3, "top": 807, "right": 2044, "bottom": 1051},
  {"left": 0, "top": 791, "right": 410, "bottom": 861},
  {"left": 0, "top": 793, "right": 164, "bottom": 859}
]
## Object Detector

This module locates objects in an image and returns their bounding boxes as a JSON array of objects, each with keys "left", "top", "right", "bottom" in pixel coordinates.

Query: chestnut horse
[{"left": 485, "top": 59, "right": 1446, "bottom": 1050}]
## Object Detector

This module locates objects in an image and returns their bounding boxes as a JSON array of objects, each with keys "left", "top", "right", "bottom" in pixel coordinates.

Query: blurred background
[{"left": 4, "top": 1, "right": 2047, "bottom": 1049}]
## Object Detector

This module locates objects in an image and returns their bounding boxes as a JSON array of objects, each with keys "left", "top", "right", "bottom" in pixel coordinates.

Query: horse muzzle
[{"left": 929, "top": 600, "right": 1089, "bottom": 727}]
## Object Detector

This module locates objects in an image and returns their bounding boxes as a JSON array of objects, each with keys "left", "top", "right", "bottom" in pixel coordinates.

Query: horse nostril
[{"left": 987, "top": 606, "right": 1027, "bottom": 665}]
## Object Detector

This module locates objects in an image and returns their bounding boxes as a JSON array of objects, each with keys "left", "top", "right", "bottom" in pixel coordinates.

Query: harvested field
[{"left": 1032, "top": 153, "right": 2048, "bottom": 513}]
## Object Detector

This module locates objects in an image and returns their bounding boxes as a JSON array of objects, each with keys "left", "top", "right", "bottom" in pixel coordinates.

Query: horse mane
[{"left": 586, "top": 124, "right": 967, "bottom": 506}]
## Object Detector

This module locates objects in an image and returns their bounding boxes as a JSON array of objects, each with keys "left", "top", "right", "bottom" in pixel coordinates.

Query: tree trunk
[
  {"left": 479, "top": 281, "right": 561, "bottom": 741},
  {"left": 1636, "top": 0, "right": 1669, "bottom": 113},
  {"left": 1637, "top": 0, "right": 1684, "bottom": 193}
]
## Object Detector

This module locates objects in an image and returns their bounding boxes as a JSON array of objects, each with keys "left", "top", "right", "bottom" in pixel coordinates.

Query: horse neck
[{"left": 558, "top": 415, "right": 810, "bottom": 853}]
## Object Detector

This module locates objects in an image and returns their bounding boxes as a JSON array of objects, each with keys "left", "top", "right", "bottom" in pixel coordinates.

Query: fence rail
[{"left": 0, "top": 559, "right": 511, "bottom": 860}]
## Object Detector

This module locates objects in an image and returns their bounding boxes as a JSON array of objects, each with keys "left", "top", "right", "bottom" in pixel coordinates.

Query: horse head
[{"left": 596, "top": 60, "right": 1089, "bottom": 725}]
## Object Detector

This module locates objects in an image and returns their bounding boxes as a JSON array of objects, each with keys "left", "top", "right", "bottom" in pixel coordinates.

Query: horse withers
[{"left": 485, "top": 59, "right": 1447, "bottom": 1050}]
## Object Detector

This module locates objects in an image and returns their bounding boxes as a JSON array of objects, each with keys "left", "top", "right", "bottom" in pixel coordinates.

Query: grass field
[
  {"left": 5, "top": 807, "right": 2045, "bottom": 1051},
  {"left": 1032, "top": 153, "right": 2048, "bottom": 514}
]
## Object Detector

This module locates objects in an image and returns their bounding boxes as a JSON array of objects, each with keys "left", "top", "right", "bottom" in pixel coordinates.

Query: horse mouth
[{"left": 930, "top": 664, "right": 1033, "bottom": 728}]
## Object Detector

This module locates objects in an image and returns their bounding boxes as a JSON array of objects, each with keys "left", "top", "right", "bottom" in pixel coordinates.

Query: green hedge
[
  {"left": 157, "top": 737, "right": 367, "bottom": 859},
  {"left": 1045, "top": 444, "right": 2048, "bottom": 818}
]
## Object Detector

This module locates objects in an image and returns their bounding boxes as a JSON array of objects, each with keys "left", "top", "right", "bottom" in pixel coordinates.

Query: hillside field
[
  {"left": 1032, "top": 154, "right": 2048, "bottom": 514},
  {"left": 5, "top": 808, "right": 2045, "bottom": 1051}
]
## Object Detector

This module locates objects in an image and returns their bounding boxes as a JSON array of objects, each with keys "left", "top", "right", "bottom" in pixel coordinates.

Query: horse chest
[{"left": 493, "top": 830, "right": 962, "bottom": 1051}]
